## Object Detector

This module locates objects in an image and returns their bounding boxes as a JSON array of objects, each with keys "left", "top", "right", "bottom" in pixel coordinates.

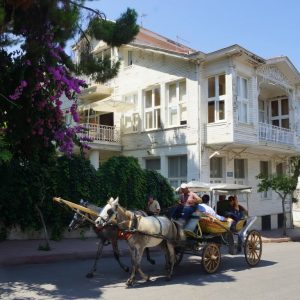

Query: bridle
[{"left": 97, "top": 206, "right": 118, "bottom": 227}]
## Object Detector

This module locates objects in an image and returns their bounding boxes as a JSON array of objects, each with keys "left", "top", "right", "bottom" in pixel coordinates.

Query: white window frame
[
  {"left": 144, "top": 87, "right": 161, "bottom": 130},
  {"left": 270, "top": 98, "right": 289, "bottom": 129},
  {"left": 123, "top": 93, "right": 139, "bottom": 133},
  {"left": 237, "top": 75, "right": 249, "bottom": 124},
  {"left": 167, "top": 80, "right": 187, "bottom": 127},
  {"left": 234, "top": 158, "right": 247, "bottom": 184},
  {"left": 207, "top": 74, "right": 226, "bottom": 123},
  {"left": 168, "top": 155, "right": 187, "bottom": 188},
  {"left": 145, "top": 158, "right": 161, "bottom": 173},
  {"left": 210, "top": 157, "right": 225, "bottom": 183},
  {"left": 259, "top": 99, "right": 268, "bottom": 123}
]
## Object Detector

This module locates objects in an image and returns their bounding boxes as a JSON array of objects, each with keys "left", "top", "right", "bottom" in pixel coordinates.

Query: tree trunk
[
  {"left": 35, "top": 204, "right": 51, "bottom": 250},
  {"left": 282, "top": 196, "right": 287, "bottom": 236}
]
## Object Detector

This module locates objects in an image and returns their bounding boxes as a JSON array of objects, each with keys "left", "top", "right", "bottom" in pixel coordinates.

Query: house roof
[{"left": 132, "top": 27, "right": 196, "bottom": 55}]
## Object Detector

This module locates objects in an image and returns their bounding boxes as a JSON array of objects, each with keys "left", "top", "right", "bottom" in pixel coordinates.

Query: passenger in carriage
[
  {"left": 198, "top": 194, "right": 229, "bottom": 222},
  {"left": 225, "top": 195, "right": 248, "bottom": 222},
  {"left": 216, "top": 194, "right": 230, "bottom": 216}
]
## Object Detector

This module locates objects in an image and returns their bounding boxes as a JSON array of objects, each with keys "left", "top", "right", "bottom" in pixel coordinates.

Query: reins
[{"left": 116, "top": 206, "right": 177, "bottom": 242}]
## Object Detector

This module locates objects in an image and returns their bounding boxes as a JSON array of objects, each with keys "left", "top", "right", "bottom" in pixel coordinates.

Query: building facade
[{"left": 69, "top": 28, "right": 300, "bottom": 230}]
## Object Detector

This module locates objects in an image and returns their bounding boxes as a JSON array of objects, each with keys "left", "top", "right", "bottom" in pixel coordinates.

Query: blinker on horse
[{"left": 95, "top": 197, "right": 184, "bottom": 287}]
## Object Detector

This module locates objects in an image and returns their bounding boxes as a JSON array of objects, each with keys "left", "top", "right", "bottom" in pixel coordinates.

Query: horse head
[
  {"left": 95, "top": 197, "right": 119, "bottom": 228},
  {"left": 68, "top": 199, "right": 101, "bottom": 231}
]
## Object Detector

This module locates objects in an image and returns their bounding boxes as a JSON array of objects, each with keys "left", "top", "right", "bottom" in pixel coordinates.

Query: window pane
[
  {"left": 180, "top": 103, "right": 187, "bottom": 124},
  {"left": 168, "top": 156, "right": 187, "bottom": 177},
  {"left": 133, "top": 113, "right": 139, "bottom": 131},
  {"left": 210, "top": 157, "right": 222, "bottom": 178},
  {"left": 145, "top": 111, "right": 152, "bottom": 129},
  {"left": 179, "top": 81, "right": 186, "bottom": 102},
  {"left": 169, "top": 84, "right": 176, "bottom": 104},
  {"left": 169, "top": 107, "right": 178, "bottom": 125},
  {"left": 154, "top": 88, "right": 160, "bottom": 106},
  {"left": 242, "top": 78, "right": 248, "bottom": 98},
  {"left": 234, "top": 159, "right": 245, "bottom": 178},
  {"left": 219, "top": 101, "right": 225, "bottom": 120},
  {"left": 272, "top": 120, "right": 279, "bottom": 127},
  {"left": 219, "top": 74, "right": 226, "bottom": 96},
  {"left": 145, "top": 90, "right": 152, "bottom": 108},
  {"left": 146, "top": 159, "right": 161, "bottom": 171},
  {"left": 260, "top": 161, "right": 269, "bottom": 176},
  {"left": 271, "top": 101, "right": 278, "bottom": 117},
  {"left": 208, "top": 77, "right": 215, "bottom": 98},
  {"left": 276, "top": 163, "right": 283, "bottom": 176},
  {"left": 282, "top": 118, "right": 289, "bottom": 129},
  {"left": 179, "top": 156, "right": 187, "bottom": 177},
  {"left": 237, "top": 76, "right": 240, "bottom": 97},
  {"left": 124, "top": 115, "right": 132, "bottom": 130},
  {"left": 281, "top": 98, "right": 289, "bottom": 115},
  {"left": 208, "top": 102, "right": 215, "bottom": 123},
  {"left": 154, "top": 108, "right": 161, "bottom": 128}
]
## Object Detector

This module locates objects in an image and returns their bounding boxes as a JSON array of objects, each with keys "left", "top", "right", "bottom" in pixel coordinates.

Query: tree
[
  {"left": 0, "top": 1, "right": 139, "bottom": 242},
  {"left": 0, "top": 0, "right": 139, "bottom": 160},
  {"left": 257, "top": 174, "right": 297, "bottom": 236}
]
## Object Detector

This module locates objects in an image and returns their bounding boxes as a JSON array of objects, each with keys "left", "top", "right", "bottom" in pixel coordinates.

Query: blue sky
[{"left": 81, "top": 0, "right": 300, "bottom": 71}]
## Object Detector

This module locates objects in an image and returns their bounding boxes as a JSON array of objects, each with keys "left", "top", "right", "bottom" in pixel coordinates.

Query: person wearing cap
[
  {"left": 146, "top": 195, "right": 160, "bottom": 216},
  {"left": 180, "top": 183, "right": 202, "bottom": 221}
]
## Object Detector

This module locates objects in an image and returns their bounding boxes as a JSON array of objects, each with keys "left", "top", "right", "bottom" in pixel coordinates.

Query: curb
[
  {"left": 0, "top": 248, "right": 132, "bottom": 267},
  {"left": 1, "top": 236, "right": 299, "bottom": 267}
]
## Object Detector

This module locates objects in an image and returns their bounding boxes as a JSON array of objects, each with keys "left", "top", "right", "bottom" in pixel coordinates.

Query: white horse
[
  {"left": 68, "top": 200, "right": 155, "bottom": 278},
  {"left": 95, "top": 197, "right": 184, "bottom": 286}
]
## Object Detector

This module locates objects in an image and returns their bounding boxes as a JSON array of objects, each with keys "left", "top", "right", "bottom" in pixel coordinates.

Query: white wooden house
[{"left": 69, "top": 27, "right": 300, "bottom": 230}]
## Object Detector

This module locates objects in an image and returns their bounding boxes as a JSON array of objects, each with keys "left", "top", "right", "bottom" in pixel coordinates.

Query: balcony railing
[
  {"left": 79, "top": 123, "right": 120, "bottom": 143},
  {"left": 259, "top": 122, "right": 294, "bottom": 145}
]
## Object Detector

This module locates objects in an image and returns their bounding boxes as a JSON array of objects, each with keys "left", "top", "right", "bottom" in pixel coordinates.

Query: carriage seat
[{"left": 199, "top": 216, "right": 232, "bottom": 234}]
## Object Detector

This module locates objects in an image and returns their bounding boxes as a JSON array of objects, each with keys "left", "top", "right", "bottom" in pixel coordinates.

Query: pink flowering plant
[{"left": 0, "top": 1, "right": 139, "bottom": 160}]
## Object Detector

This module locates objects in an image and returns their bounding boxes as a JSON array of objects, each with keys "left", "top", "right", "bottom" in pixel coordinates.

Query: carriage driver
[{"left": 180, "top": 183, "right": 202, "bottom": 221}]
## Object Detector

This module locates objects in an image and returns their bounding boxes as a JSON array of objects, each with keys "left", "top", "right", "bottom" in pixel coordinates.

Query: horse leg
[
  {"left": 126, "top": 246, "right": 138, "bottom": 287},
  {"left": 86, "top": 239, "right": 104, "bottom": 278},
  {"left": 145, "top": 247, "right": 155, "bottom": 265},
  {"left": 165, "top": 241, "right": 175, "bottom": 281},
  {"left": 136, "top": 248, "right": 151, "bottom": 282},
  {"left": 111, "top": 236, "right": 129, "bottom": 272}
]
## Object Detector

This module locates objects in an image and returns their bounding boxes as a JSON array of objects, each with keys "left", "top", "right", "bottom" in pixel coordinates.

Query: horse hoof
[
  {"left": 126, "top": 280, "right": 134, "bottom": 287},
  {"left": 146, "top": 276, "right": 151, "bottom": 282},
  {"left": 86, "top": 272, "right": 94, "bottom": 278}
]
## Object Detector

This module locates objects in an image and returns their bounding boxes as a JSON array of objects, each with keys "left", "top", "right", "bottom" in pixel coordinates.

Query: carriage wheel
[
  {"left": 202, "top": 243, "right": 221, "bottom": 274},
  {"left": 244, "top": 230, "right": 262, "bottom": 267},
  {"left": 174, "top": 248, "right": 184, "bottom": 266}
]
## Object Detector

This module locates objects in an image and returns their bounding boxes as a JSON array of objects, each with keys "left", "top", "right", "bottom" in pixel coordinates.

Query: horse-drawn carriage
[
  {"left": 174, "top": 182, "right": 262, "bottom": 273},
  {"left": 53, "top": 182, "right": 262, "bottom": 286}
]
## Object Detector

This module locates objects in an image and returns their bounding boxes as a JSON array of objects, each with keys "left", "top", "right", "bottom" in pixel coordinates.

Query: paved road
[{"left": 1, "top": 242, "right": 300, "bottom": 300}]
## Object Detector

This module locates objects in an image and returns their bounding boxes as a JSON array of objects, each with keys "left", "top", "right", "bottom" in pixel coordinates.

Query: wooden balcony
[
  {"left": 79, "top": 123, "right": 120, "bottom": 143},
  {"left": 259, "top": 122, "right": 294, "bottom": 145}
]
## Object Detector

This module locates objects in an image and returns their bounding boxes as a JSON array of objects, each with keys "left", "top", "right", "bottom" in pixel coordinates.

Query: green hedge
[{"left": 0, "top": 155, "right": 175, "bottom": 240}]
